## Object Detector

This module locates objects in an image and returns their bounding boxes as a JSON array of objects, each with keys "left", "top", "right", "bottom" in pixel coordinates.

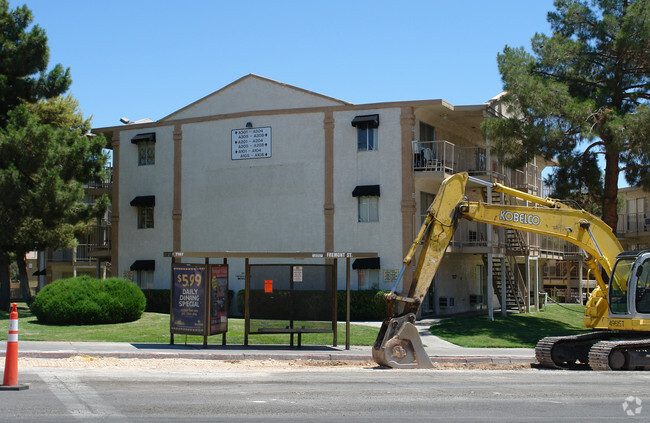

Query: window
[
  {"left": 131, "top": 133, "right": 156, "bottom": 166},
  {"left": 358, "top": 269, "right": 380, "bottom": 289},
  {"left": 138, "top": 142, "right": 155, "bottom": 165},
  {"left": 352, "top": 115, "right": 379, "bottom": 151},
  {"left": 420, "top": 192, "right": 435, "bottom": 225},
  {"left": 627, "top": 198, "right": 647, "bottom": 232},
  {"left": 136, "top": 270, "right": 154, "bottom": 289},
  {"left": 353, "top": 258, "right": 381, "bottom": 289},
  {"left": 358, "top": 197, "right": 378, "bottom": 222},
  {"left": 352, "top": 185, "right": 379, "bottom": 222},
  {"left": 610, "top": 258, "right": 634, "bottom": 314},
  {"left": 357, "top": 127, "right": 377, "bottom": 151},
  {"left": 138, "top": 206, "right": 154, "bottom": 229},
  {"left": 419, "top": 122, "right": 436, "bottom": 141},
  {"left": 130, "top": 196, "right": 155, "bottom": 229},
  {"left": 636, "top": 259, "right": 650, "bottom": 313},
  {"left": 130, "top": 260, "right": 155, "bottom": 289}
]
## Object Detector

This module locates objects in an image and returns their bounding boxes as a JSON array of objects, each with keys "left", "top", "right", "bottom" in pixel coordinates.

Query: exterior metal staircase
[
  {"left": 488, "top": 186, "right": 530, "bottom": 313},
  {"left": 490, "top": 256, "right": 526, "bottom": 313}
]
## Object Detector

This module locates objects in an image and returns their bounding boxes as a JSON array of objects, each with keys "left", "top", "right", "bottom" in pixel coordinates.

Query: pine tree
[
  {"left": 0, "top": 1, "right": 71, "bottom": 125},
  {"left": 483, "top": 0, "right": 650, "bottom": 232},
  {"left": 0, "top": 2, "right": 107, "bottom": 308}
]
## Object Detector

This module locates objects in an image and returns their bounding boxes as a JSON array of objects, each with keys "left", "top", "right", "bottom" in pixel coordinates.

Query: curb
[
  {"left": 10, "top": 351, "right": 535, "bottom": 365},
  {"left": 430, "top": 356, "right": 535, "bottom": 364},
  {"left": 14, "top": 351, "right": 374, "bottom": 361}
]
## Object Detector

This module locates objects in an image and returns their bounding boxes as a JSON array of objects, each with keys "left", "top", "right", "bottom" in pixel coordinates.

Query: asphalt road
[{"left": 3, "top": 365, "right": 650, "bottom": 422}]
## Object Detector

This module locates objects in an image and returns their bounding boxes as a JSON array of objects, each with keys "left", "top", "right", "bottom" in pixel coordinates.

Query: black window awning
[
  {"left": 130, "top": 195, "right": 155, "bottom": 207},
  {"left": 352, "top": 257, "right": 380, "bottom": 270},
  {"left": 131, "top": 133, "right": 156, "bottom": 144},
  {"left": 32, "top": 268, "right": 46, "bottom": 276},
  {"left": 130, "top": 260, "right": 155, "bottom": 271},
  {"left": 352, "top": 185, "right": 380, "bottom": 197},
  {"left": 351, "top": 114, "right": 379, "bottom": 128}
]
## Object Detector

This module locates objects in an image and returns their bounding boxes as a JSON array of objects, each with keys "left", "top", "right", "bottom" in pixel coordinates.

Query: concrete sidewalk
[{"left": 0, "top": 319, "right": 536, "bottom": 365}]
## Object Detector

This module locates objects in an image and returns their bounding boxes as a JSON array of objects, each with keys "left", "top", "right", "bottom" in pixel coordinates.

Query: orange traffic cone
[{"left": 1, "top": 303, "right": 29, "bottom": 390}]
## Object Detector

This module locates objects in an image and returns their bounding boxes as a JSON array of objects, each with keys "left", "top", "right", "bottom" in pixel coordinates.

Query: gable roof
[{"left": 160, "top": 74, "right": 351, "bottom": 121}]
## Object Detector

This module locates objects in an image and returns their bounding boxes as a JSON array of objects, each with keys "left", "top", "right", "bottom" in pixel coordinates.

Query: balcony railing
[
  {"left": 617, "top": 213, "right": 649, "bottom": 234},
  {"left": 85, "top": 167, "right": 113, "bottom": 190},
  {"left": 82, "top": 225, "right": 112, "bottom": 249},
  {"left": 412, "top": 141, "right": 456, "bottom": 173},
  {"left": 49, "top": 225, "right": 111, "bottom": 263},
  {"left": 412, "top": 141, "right": 542, "bottom": 192},
  {"left": 539, "top": 235, "right": 581, "bottom": 258}
]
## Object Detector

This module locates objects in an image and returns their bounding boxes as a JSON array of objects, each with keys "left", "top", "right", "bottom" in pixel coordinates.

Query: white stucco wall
[
  {"left": 180, "top": 112, "right": 326, "bottom": 253},
  {"left": 118, "top": 125, "right": 175, "bottom": 289},
  {"left": 332, "top": 108, "right": 404, "bottom": 290},
  {"left": 168, "top": 76, "right": 345, "bottom": 120},
  {"left": 433, "top": 254, "right": 489, "bottom": 314}
]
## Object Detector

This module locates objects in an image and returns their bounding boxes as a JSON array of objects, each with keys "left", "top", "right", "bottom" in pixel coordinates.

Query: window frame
[
  {"left": 137, "top": 205, "right": 154, "bottom": 229},
  {"left": 358, "top": 268, "right": 380, "bottom": 289},
  {"left": 136, "top": 270, "right": 155, "bottom": 289},
  {"left": 610, "top": 258, "right": 634, "bottom": 314},
  {"left": 138, "top": 141, "right": 155, "bottom": 166},
  {"left": 357, "top": 126, "right": 378, "bottom": 151},
  {"left": 358, "top": 196, "right": 379, "bottom": 223},
  {"left": 635, "top": 259, "right": 650, "bottom": 314}
]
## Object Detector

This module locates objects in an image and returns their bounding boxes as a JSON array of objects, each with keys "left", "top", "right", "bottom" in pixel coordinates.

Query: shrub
[
  {"left": 30, "top": 276, "right": 146, "bottom": 325},
  {"left": 337, "top": 289, "right": 389, "bottom": 321},
  {"left": 142, "top": 289, "right": 171, "bottom": 314}
]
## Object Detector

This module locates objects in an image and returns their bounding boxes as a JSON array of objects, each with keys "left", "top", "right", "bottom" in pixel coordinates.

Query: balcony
[
  {"left": 84, "top": 224, "right": 112, "bottom": 259},
  {"left": 412, "top": 141, "right": 507, "bottom": 182},
  {"left": 49, "top": 225, "right": 112, "bottom": 263},
  {"left": 617, "top": 213, "right": 649, "bottom": 234},
  {"left": 85, "top": 166, "right": 113, "bottom": 190},
  {"left": 412, "top": 141, "right": 456, "bottom": 175}
]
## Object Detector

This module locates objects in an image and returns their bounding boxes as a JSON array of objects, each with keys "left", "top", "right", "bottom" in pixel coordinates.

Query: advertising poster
[
  {"left": 171, "top": 264, "right": 206, "bottom": 335},
  {"left": 210, "top": 265, "right": 229, "bottom": 334}
]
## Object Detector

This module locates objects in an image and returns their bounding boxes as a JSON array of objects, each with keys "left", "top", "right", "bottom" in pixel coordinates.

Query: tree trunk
[
  {"left": 0, "top": 252, "right": 11, "bottom": 310},
  {"left": 602, "top": 151, "right": 620, "bottom": 235},
  {"left": 16, "top": 250, "right": 31, "bottom": 302}
]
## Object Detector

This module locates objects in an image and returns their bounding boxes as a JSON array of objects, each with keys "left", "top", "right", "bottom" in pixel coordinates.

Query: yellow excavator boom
[{"left": 373, "top": 172, "right": 625, "bottom": 369}]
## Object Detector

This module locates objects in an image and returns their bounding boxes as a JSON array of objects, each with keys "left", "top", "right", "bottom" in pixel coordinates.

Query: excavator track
[
  {"left": 589, "top": 338, "right": 650, "bottom": 370},
  {"left": 535, "top": 331, "right": 618, "bottom": 369}
]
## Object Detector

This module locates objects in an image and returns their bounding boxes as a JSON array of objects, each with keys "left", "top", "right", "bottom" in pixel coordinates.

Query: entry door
[{"left": 422, "top": 275, "right": 437, "bottom": 317}]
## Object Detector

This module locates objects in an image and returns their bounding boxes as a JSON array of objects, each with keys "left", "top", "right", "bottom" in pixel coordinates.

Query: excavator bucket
[{"left": 372, "top": 314, "right": 433, "bottom": 369}]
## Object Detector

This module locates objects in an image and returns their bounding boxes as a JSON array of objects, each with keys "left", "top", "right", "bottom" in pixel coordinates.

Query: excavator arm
[{"left": 372, "top": 172, "right": 623, "bottom": 368}]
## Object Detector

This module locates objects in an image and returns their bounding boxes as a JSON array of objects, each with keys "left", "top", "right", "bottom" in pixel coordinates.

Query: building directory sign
[{"left": 231, "top": 127, "right": 272, "bottom": 160}]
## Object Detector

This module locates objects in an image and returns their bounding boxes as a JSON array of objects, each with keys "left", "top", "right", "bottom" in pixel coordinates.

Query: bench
[{"left": 251, "top": 326, "right": 334, "bottom": 347}]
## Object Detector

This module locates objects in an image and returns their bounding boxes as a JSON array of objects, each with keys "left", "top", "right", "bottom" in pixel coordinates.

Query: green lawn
[
  {"left": 1, "top": 303, "right": 591, "bottom": 348},
  {"left": 429, "top": 304, "right": 590, "bottom": 348},
  {"left": 0, "top": 304, "right": 380, "bottom": 346}
]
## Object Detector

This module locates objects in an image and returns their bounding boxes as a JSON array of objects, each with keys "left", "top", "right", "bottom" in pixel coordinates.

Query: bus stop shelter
[{"left": 164, "top": 251, "right": 378, "bottom": 349}]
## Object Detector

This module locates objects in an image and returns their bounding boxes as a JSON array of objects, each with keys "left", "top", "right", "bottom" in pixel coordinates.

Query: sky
[{"left": 20, "top": 0, "right": 557, "bottom": 129}]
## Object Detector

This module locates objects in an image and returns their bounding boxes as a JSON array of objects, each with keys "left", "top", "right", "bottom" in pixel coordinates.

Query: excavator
[{"left": 372, "top": 172, "right": 650, "bottom": 370}]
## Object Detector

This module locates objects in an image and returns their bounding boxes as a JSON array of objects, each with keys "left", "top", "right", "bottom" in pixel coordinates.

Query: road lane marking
[{"left": 40, "top": 370, "right": 126, "bottom": 420}]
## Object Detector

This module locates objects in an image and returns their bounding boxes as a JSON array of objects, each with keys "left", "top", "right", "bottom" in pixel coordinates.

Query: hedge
[
  {"left": 30, "top": 276, "right": 146, "bottom": 325},
  {"left": 236, "top": 289, "right": 389, "bottom": 321}
]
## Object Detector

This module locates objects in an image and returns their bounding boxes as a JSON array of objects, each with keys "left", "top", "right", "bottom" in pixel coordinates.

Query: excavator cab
[{"left": 609, "top": 250, "right": 650, "bottom": 324}]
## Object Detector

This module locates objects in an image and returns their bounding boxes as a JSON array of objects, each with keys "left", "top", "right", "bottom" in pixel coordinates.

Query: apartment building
[
  {"left": 92, "top": 74, "right": 558, "bottom": 316},
  {"left": 32, "top": 170, "right": 112, "bottom": 291},
  {"left": 618, "top": 186, "right": 650, "bottom": 251}
]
